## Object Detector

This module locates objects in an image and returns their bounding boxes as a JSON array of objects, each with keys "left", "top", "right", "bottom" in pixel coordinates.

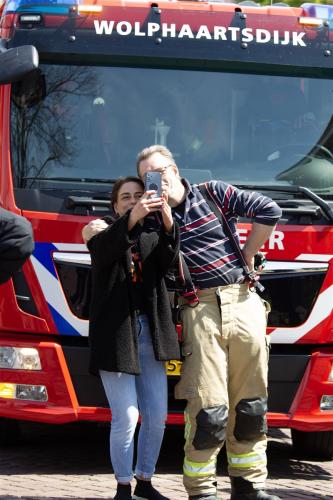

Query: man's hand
[{"left": 82, "top": 219, "right": 108, "bottom": 244}]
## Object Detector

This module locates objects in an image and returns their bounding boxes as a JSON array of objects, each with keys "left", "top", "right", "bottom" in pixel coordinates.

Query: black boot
[
  {"left": 230, "top": 477, "right": 281, "bottom": 500},
  {"left": 133, "top": 477, "right": 170, "bottom": 500},
  {"left": 114, "top": 483, "right": 132, "bottom": 500}
]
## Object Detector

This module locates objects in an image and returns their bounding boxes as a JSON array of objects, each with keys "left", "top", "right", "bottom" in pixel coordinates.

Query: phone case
[{"left": 145, "top": 172, "right": 162, "bottom": 197}]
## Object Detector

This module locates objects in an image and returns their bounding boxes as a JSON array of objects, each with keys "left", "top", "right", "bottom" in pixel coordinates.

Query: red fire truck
[{"left": 0, "top": 0, "right": 332, "bottom": 459}]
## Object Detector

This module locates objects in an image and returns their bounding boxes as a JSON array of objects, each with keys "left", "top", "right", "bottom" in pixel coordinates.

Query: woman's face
[{"left": 114, "top": 181, "right": 144, "bottom": 216}]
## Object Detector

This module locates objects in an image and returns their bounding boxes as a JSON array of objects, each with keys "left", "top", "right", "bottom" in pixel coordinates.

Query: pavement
[{"left": 0, "top": 423, "right": 332, "bottom": 499}]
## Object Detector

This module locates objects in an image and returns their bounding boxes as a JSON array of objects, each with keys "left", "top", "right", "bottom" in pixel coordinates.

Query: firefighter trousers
[{"left": 175, "top": 284, "right": 270, "bottom": 498}]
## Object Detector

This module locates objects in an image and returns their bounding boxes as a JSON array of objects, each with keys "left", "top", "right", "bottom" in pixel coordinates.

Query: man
[
  {"left": 0, "top": 207, "right": 34, "bottom": 284},
  {"left": 82, "top": 145, "right": 282, "bottom": 500}
]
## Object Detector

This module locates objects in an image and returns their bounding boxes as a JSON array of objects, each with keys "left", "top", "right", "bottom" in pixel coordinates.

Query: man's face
[{"left": 138, "top": 152, "right": 179, "bottom": 202}]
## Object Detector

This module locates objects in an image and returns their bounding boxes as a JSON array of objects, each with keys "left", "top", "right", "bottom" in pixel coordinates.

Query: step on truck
[{"left": 0, "top": 0, "right": 333, "bottom": 460}]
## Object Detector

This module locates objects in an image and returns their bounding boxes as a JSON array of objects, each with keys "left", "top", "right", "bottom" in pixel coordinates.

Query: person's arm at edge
[{"left": 0, "top": 208, "right": 34, "bottom": 284}]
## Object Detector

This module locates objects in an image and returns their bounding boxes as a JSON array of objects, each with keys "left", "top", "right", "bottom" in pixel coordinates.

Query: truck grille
[
  {"left": 55, "top": 258, "right": 327, "bottom": 328},
  {"left": 62, "top": 343, "right": 309, "bottom": 414}
]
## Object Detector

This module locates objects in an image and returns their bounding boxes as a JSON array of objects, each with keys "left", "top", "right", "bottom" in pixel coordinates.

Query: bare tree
[{"left": 11, "top": 65, "right": 99, "bottom": 188}]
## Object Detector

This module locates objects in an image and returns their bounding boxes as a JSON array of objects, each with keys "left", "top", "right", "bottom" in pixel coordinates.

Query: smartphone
[{"left": 144, "top": 171, "right": 162, "bottom": 198}]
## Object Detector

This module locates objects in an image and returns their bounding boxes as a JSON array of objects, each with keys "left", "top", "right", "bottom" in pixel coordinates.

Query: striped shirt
[{"left": 172, "top": 179, "right": 282, "bottom": 288}]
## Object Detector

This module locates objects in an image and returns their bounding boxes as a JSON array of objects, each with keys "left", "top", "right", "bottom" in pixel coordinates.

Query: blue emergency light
[
  {"left": 302, "top": 2, "right": 333, "bottom": 20},
  {"left": 3, "top": 0, "right": 81, "bottom": 15}
]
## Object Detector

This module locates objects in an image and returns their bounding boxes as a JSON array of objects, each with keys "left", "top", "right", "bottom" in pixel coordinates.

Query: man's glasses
[
  {"left": 140, "top": 163, "right": 174, "bottom": 180},
  {"left": 155, "top": 164, "right": 174, "bottom": 174}
]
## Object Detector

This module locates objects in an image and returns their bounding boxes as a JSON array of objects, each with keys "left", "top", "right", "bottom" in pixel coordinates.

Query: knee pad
[
  {"left": 193, "top": 405, "right": 228, "bottom": 450},
  {"left": 234, "top": 397, "right": 268, "bottom": 442}
]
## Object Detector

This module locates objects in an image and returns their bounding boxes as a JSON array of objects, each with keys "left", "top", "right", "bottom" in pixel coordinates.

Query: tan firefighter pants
[{"left": 175, "top": 284, "right": 270, "bottom": 498}]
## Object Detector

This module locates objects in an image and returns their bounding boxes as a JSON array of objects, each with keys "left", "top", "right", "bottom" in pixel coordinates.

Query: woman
[{"left": 85, "top": 176, "right": 180, "bottom": 500}]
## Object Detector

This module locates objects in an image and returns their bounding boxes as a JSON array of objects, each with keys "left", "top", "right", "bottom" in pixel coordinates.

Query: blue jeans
[{"left": 100, "top": 315, "right": 168, "bottom": 483}]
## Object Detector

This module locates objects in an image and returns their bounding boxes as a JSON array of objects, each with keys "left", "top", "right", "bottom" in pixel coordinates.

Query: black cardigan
[
  {"left": 0, "top": 208, "right": 34, "bottom": 284},
  {"left": 87, "top": 212, "right": 181, "bottom": 375}
]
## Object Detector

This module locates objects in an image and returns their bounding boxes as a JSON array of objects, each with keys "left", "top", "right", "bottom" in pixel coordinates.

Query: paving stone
[{"left": 0, "top": 424, "right": 332, "bottom": 499}]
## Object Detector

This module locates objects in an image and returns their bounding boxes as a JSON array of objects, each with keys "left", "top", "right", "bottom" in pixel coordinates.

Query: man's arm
[
  {"left": 242, "top": 222, "right": 275, "bottom": 271},
  {"left": 212, "top": 181, "right": 282, "bottom": 270}
]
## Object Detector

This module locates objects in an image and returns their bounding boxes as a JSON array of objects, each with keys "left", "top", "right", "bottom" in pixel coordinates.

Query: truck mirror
[
  {"left": 0, "top": 45, "right": 39, "bottom": 84},
  {"left": 11, "top": 69, "right": 46, "bottom": 108}
]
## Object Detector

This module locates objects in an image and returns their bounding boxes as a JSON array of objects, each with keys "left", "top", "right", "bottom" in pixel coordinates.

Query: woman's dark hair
[{"left": 110, "top": 176, "right": 144, "bottom": 211}]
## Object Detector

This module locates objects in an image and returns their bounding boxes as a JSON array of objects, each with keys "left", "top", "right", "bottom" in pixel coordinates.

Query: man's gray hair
[{"left": 136, "top": 145, "right": 176, "bottom": 175}]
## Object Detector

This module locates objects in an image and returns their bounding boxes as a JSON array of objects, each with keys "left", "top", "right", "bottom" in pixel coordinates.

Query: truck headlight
[
  {"left": 0, "top": 383, "right": 48, "bottom": 402},
  {"left": 320, "top": 395, "right": 333, "bottom": 411},
  {"left": 0, "top": 347, "right": 41, "bottom": 370}
]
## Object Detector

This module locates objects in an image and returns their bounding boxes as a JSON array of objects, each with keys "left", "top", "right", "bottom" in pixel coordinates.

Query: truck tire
[
  {"left": 0, "top": 418, "right": 22, "bottom": 446},
  {"left": 291, "top": 429, "right": 333, "bottom": 460}
]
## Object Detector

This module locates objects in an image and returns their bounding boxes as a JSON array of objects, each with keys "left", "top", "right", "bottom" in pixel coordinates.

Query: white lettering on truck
[
  {"left": 267, "top": 230, "right": 284, "bottom": 250},
  {"left": 93, "top": 20, "right": 307, "bottom": 47},
  {"left": 238, "top": 229, "right": 285, "bottom": 251}
]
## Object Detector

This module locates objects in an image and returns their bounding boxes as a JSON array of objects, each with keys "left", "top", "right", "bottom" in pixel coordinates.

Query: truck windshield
[{"left": 10, "top": 64, "right": 333, "bottom": 200}]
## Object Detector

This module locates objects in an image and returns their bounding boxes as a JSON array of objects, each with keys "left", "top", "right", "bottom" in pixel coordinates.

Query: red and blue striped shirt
[{"left": 172, "top": 179, "right": 282, "bottom": 288}]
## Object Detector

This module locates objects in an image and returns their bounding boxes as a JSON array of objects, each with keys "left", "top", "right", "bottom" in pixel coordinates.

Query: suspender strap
[
  {"left": 152, "top": 211, "right": 199, "bottom": 305},
  {"left": 198, "top": 183, "right": 264, "bottom": 292},
  {"left": 178, "top": 252, "right": 199, "bottom": 305}
]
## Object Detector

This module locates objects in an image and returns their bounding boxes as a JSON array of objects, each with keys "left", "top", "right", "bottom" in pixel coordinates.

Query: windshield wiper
[
  {"left": 23, "top": 176, "right": 117, "bottom": 184},
  {"left": 234, "top": 184, "right": 333, "bottom": 223}
]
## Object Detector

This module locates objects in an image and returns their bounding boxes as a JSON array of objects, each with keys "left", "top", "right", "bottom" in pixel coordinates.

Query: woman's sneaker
[
  {"left": 114, "top": 483, "right": 132, "bottom": 500},
  {"left": 132, "top": 478, "right": 170, "bottom": 500}
]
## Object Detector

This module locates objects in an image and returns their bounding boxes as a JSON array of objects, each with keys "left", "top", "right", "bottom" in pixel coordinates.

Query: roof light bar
[
  {"left": 77, "top": 4, "right": 103, "bottom": 13},
  {"left": 298, "top": 16, "right": 323, "bottom": 27}
]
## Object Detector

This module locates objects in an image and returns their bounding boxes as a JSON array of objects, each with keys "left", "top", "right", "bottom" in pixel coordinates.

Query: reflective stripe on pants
[{"left": 184, "top": 457, "right": 217, "bottom": 477}]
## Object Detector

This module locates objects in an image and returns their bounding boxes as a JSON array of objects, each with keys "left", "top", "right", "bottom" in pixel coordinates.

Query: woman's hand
[
  {"left": 128, "top": 191, "right": 162, "bottom": 230},
  {"left": 160, "top": 194, "right": 174, "bottom": 233},
  {"left": 82, "top": 219, "right": 108, "bottom": 244}
]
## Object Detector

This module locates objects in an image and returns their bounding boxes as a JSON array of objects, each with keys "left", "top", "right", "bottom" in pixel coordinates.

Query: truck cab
[{"left": 0, "top": 0, "right": 332, "bottom": 459}]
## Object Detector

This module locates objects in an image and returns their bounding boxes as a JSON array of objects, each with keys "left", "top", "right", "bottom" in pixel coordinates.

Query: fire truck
[{"left": 0, "top": 0, "right": 333, "bottom": 459}]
